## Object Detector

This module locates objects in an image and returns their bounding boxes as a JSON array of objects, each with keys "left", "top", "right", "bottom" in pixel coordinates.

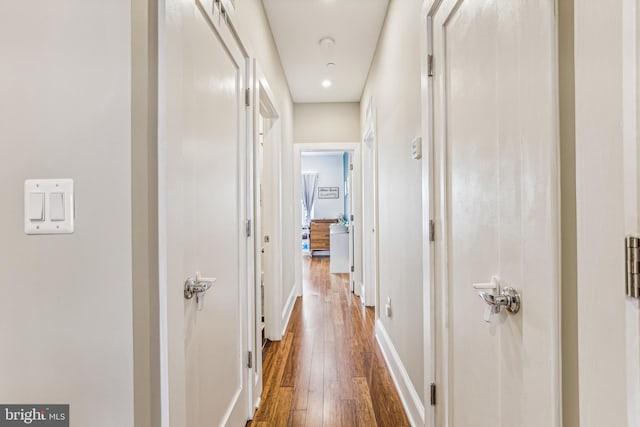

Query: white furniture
[{"left": 329, "top": 223, "right": 349, "bottom": 273}]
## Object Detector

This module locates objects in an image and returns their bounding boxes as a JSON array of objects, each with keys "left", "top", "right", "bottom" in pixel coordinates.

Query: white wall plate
[{"left": 24, "top": 179, "right": 74, "bottom": 235}]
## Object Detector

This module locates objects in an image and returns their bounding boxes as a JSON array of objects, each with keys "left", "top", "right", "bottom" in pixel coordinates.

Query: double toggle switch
[
  {"left": 29, "top": 192, "right": 65, "bottom": 222},
  {"left": 24, "top": 179, "right": 74, "bottom": 234}
]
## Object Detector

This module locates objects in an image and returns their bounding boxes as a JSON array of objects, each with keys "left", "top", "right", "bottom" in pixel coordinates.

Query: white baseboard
[
  {"left": 354, "top": 280, "right": 363, "bottom": 300},
  {"left": 280, "top": 284, "right": 297, "bottom": 337},
  {"left": 375, "top": 321, "right": 425, "bottom": 427},
  {"left": 250, "top": 395, "right": 261, "bottom": 419}
]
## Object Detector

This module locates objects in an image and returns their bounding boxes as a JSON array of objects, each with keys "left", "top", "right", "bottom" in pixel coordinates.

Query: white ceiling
[{"left": 262, "top": 0, "right": 389, "bottom": 104}]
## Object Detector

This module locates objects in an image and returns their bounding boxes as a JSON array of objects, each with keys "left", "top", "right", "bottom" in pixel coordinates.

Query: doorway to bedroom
[{"left": 293, "top": 143, "right": 363, "bottom": 305}]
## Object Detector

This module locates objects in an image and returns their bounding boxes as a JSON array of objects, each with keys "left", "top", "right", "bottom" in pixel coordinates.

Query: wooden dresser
[{"left": 309, "top": 219, "right": 338, "bottom": 254}]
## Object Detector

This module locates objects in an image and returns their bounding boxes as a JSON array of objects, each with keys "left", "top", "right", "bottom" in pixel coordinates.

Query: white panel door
[
  {"left": 163, "top": 0, "right": 248, "bottom": 425},
  {"left": 362, "top": 105, "right": 378, "bottom": 307},
  {"left": 430, "top": 0, "right": 560, "bottom": 426}
]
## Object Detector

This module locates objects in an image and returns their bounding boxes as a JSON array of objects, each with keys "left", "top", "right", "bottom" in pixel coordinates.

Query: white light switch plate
[
  {"left": 24, "top": 179, "right": 74, "bottom": 235},
  {"left": 411, "top": 136, "right": 422, "bottom": 160}
]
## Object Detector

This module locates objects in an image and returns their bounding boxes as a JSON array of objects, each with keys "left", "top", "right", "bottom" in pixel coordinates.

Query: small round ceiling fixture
[
  {"left": 326, "top": 62, "right": 336, "bottom": 69},
  {"left": 318, "top": 37, "right": 335, "bottom": 49},
  {"left": 322, "top": 79, "right": 332, "bottom": 88}
]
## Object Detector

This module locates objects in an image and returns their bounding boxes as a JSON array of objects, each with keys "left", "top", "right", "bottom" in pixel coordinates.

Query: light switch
[
  {"left": 50, "top": 192, "right": 65, "bottom": 221},
  {"left": 24, "top": 179, "right": 74, "bottom": 234},
  {"left": 29, "top": 192, "right": 45, "bottom": 221},
  {"left": 411, "top": 136, "right": 422, "bottom": 160}
]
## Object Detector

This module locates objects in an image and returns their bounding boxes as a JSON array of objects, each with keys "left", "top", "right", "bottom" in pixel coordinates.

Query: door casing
[{"left": 249, "top": 61, "right": 280, "bottom": 413}]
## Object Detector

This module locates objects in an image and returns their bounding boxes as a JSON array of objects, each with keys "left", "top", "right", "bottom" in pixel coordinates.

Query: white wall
[
  {"left": 361, "top": 0, "right": 424, "bottom": 405},
  {"left": 294, "top": 102, "right": 361, "bottom": 143},
  {"left": 302, "top": 153, "right": 346, "bottom": 219},
  {"left": 0, "top": 2, "right": 134, "bottom": 426},
  {"left": 574, "top": 0, "right": 638, "bottom": 426}
]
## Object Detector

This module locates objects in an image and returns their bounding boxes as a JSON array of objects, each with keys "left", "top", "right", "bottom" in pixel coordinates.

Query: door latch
[
  {"left": 472, "top": 276, "right": 521, "bottom": 322},
  {"left": 184, "top": 272, "right": 216, "bottom": 310}
]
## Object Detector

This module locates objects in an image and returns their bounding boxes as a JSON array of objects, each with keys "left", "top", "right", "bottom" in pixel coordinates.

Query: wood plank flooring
[{"left": 247, "top": 256, "right": 410, "bottom": 427}]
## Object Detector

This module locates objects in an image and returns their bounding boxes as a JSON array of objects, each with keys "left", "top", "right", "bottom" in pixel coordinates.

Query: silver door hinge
[
  {"left": 245, "top": 88, "right": 251, "bottom": 107},
  {"left": 429, "top": 219, "right": 435, "bottom": 242},
  {"left": 350, "top": 163, "right": 354, "bottom": 171},
  {"left": 626, "top": 236, "right": 640, "bottom": 298},
  {"left": 430, "top": 382, "right": 436, "bottom": 406},
  {"left": 350, "top": 214, "right": 354, "bottom": 222},
  {"left": 351, "top": 266, "right": 355, "bottom": 273},
  {"left": 246, "top": 219, "right": 252, "bottom": 237},
  {"left": 427, "top": 54, "right": 434, "bottom": 77},
  {"left": 247, "top": 351, "right": 253, "bottom": 369}
]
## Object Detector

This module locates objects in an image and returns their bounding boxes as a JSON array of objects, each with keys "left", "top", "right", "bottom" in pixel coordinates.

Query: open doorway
[
  {"left": 301, "top": 151, "right": 349, "bottom": 259},
  {"left": 293, "top": 143, "right": 363, "bottom": 302}
]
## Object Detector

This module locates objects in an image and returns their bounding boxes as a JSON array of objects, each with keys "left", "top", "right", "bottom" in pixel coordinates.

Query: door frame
[
  {"left": 420, "top": 2, "right": 437, "bottom": 425},
  {"left": 248, "top": 61, "right": 280, "bottom": 413},
  {"left": 293, "top": 142, "right": 362, "bottom": 300},
  {"left": 420, "top": 0, "right": 563, "bottom": 425},
  {"left": 622, "top": 0, "right": 639, "bottom": 422}
]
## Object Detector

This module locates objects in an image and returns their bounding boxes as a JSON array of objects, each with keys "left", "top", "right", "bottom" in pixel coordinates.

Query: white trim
[
  {"left": 375, "top": 321, "right": 425, "bottom": 427},
  {"left": 280, "top": 283, "right": 298, "bottom": 337},
  {"left": 420, "top": 2, "right": 437, "bottom": 425},
  {"left": 622, "top": 0, "right": 640, "bottom": 424},
  {"left": 250, "top": 61, "right": 280, "bottom": 415},
  {"left": 157, "top": 0, "right": 170, "bottom": 424},
  {"left": 623, "top": 0, "right": 639, "bottom": 232},
  {"left": 550, "top": 2, "right": 564, "bottom": 424}
]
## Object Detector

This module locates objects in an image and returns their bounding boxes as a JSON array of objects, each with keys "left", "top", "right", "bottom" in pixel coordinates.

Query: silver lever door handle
[
  {"left": 478, "top": 287, "right": 521, "bottom": 314},
  {"left": 184, "top": 272, "right": 217, "bottom": 300}
]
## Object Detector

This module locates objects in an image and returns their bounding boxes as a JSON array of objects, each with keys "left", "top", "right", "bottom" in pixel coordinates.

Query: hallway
[
  {"left": 3, "top": 0, "right": 640, "bottom": 426},
  {"left": 248, "top": 257, "right": 409, "bottom": 426}
]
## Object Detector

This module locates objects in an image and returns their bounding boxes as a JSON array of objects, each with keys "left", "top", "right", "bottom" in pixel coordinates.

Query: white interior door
[
  {"left": 348, "top": 154, "right": 355, "bottom": 293},
  {"left": 260, "top": 117, "right": 281, "bottom": 341},
  {"left": 251, "top": 112, "right": 265, "bottom": 414},
  {"left": 430, "top": 0, "right": 560, "bottom": 426},
  {"left": 362, "top": 104, "right": 378, "bottom": 307},
  {"left": 162, "top": 1, "right": 248, "bottom": 425}
]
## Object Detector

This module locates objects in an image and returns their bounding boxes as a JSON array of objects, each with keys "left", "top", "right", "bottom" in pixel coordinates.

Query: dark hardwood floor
[{"left": 247, "top": 256, "right": 410, "bottom": 427}]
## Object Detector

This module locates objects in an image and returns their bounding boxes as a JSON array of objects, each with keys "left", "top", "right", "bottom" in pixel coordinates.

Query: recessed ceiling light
[
  {"left": 322, "top": 79, "right": 332, "bottom": 88},
  {"left": 318, "top": 37, "right": 335, "bottom": 49},
  {"left": 326, "top": 62, "right": 336, "bottom": 69}
]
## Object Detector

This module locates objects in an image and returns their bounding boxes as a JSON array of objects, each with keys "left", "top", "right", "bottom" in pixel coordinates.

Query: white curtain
[{"left": 301, "top": 173, "right": 318, "bottom": 226}]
